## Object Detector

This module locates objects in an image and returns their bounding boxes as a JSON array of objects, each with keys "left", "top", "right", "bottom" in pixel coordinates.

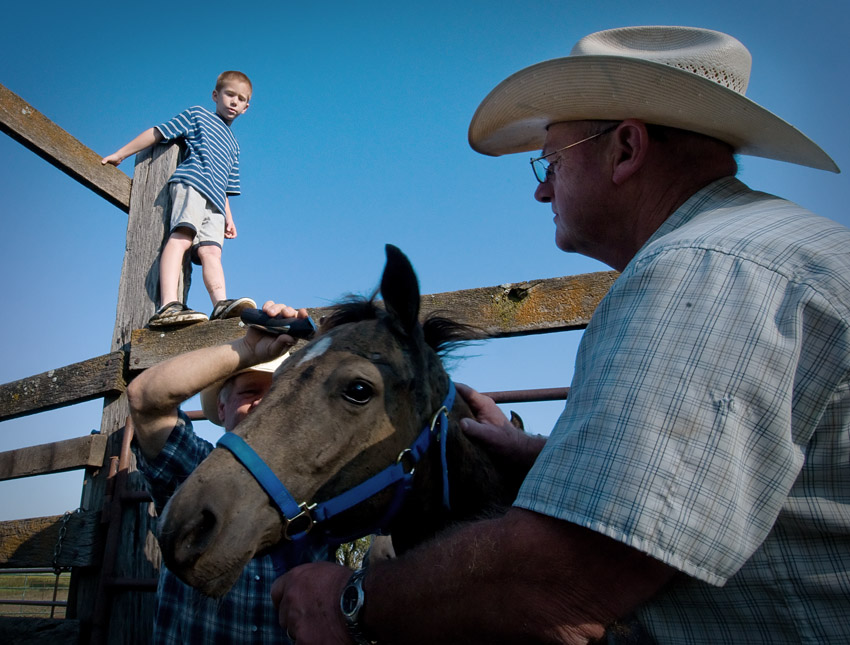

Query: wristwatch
[{"left": 340, "top": 568, "right": 377, "bottom": 644}]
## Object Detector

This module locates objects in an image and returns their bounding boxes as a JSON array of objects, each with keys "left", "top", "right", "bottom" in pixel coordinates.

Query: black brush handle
[{"left": 239, "top": 309, "right": 318, "bottom": 339}]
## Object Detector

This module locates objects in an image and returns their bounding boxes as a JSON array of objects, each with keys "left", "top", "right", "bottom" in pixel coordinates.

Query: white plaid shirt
[{"left": 517, "top": 177, "right": 850, "bottom": 643}]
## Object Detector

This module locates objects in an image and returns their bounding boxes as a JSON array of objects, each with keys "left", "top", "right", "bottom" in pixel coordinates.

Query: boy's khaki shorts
[{"left": 168, "top": 182, "right": 224, "bottom": 262}]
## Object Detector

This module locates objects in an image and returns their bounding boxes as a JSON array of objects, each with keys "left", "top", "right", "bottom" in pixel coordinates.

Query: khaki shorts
[{"left": 169, "top": 182, "right": 224, "bottom": 262}]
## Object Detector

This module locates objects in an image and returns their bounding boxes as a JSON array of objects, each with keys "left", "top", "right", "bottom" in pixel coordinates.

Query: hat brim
[
  {"left": 468, "top": 55, "right": 838, "bottom": 172},
  {"left": 199, "top": 353, "right": 289, "bottom": 427}
]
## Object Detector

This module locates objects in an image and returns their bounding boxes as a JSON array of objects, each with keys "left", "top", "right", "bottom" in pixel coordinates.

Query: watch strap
[{"left": 341, "top": 568, "right": 377, "bottom": 644}]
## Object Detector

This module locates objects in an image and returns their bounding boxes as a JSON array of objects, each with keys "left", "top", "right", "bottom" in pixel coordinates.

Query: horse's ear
[{"left": 381, "top": 244, "right": 421, "bottom": 333}]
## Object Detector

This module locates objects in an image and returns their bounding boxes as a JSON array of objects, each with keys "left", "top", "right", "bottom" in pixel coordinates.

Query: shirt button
[
  {"left": 254, "top": 575, "right": 261, "bottom": 581},
  {"left": 252, "top": 625, "right": 258, "bottom": 632}
]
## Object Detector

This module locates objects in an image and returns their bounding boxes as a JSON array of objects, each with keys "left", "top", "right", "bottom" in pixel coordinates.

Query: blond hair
[{"left": 216, "top": 71, "right": 252, "bottom": 98}]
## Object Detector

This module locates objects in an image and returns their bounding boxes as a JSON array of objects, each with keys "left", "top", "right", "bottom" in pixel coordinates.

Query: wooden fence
[{"left": 0, "top": 82, "right": 617, "bottom": 643}]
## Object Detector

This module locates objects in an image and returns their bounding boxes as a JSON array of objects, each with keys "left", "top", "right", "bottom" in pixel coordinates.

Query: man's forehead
[
  {"left": 541, "top": 122, "right": 581, "bottom": 153},
  {"left": 229, "top": 370, "right": 272, "bottom": 388}
]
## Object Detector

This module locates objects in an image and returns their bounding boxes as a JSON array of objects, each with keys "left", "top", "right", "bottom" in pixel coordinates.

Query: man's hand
[
  {"left": 456, "top": 383, "right": 546, "bottom": 475},
  {"left": 261, "top": 301, "right": 308, "bottom": 320},
  {"left": 225, "top": 218, "right": 237, "bottom": 239},
  {"left": 239, "top": 301, "right": 310, "bottom": 365},
  {"left": 271, "top": 561, "right": 353, "bottom": 645}
]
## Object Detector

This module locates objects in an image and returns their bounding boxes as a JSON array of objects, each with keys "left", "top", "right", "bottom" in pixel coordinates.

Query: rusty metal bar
[
  {"left": 103, "top": 577, "right": 158, "bottom": 592},
  {"left": 482, "top": 387, "right": 569, "bottom": 404},
  {"left": 121, "top": 490, "right": 152, "bottom": 503},
  {"left": 0, "top": 598, "right": 68, "bottom": 607},
  {"left": 182, "top": 386, "right": 569, "bottom": 423}
]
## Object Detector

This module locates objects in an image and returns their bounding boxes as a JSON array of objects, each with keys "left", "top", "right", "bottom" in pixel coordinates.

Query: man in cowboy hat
[
  {"left": 272, "top": 26, "right": 850, "bottom": 644},
  {"left": 128, "top": 301, "right": 313, "bottom": 644}
]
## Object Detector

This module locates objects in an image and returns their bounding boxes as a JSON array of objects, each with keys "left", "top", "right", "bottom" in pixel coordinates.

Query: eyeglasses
[{"left": 529, "top": 124, "right": 619, "bottom": 183}]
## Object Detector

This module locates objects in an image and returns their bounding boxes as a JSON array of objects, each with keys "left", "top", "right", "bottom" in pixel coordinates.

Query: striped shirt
[
  {"left": 516, "top": 177, "right": 850, "bottom": 643},
  {"left": 136, "top": 413, "right": 290, "bottom": 645},
  {"left": 156, "top": 106, "right": 240, "bottom": 216}
]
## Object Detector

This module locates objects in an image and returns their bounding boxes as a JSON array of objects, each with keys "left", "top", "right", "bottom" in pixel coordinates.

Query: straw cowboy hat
[
  {"left": 199, "top": 353, "right": 288, "bottom": 426},
  {"left": 468, "top": 26, "right": 838, "bottom": 172}
]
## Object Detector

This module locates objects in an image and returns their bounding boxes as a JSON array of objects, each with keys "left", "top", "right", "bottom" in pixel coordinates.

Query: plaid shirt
[
  {"left": 136, "top": 413, "right": 291, "bottom": 645},
  {"left": 517, "top": 178, "right": 850, "bottom": 643}
]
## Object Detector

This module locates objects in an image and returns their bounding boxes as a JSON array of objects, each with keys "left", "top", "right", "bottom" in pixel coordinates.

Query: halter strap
[{"left": 216, "top": 380, "right": 457, "bottom": 552}]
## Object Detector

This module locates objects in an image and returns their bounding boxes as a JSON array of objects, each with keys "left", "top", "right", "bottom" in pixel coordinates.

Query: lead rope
[{"left": 433, "top": 379, "right": 456, "bottom": 510}]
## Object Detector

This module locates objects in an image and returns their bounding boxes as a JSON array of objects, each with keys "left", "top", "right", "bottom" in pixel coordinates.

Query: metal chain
[{"left": 53, "top": 508, "right": 80, "bottom": 574}]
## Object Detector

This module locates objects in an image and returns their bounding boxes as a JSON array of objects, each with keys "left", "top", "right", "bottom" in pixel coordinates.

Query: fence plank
[
  {"left": 0, "top": 271, "right": 617, "bottom": 421},
  {"left": 0, "top": 83, "right": 131, "bottom": 212},
  {"left": 0, "top": 353, "right": 125, "bottom": 423},
  {"left": 0, "top": 435, "right": 108, "bottom": 482},
  {"left": 0, "top": 511, "right": 101, "bottom": 569},
  {"left": 419, "top": 270, "right": 618, "bottom": 336},
  {"left": 129, "top": 270, "right": 618, "bottom": 370}
]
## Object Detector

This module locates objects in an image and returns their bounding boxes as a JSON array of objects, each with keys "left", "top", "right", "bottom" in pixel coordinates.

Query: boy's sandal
[
  {"left": 210, "top": 297, "right": 258, "bottom": 321},
  {"left": 148, "top": 301, "right": 209, "bottom": 328}
]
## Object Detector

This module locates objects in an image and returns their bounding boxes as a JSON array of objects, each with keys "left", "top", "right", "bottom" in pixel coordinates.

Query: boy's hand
[
  {"left": 101, "top": 153, "right": 124, "bottom": 166},
  {"left": 225, "top": 219, "right": 237, "bottom": 239}
]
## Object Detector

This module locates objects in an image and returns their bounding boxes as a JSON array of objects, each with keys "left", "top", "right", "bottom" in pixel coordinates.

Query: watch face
[{"left": 342, "top": 584, "right": 360, "bottom": 616}]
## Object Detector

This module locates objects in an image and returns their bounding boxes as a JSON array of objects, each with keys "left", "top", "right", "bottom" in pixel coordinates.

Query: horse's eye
[{"left": 342, "top": 380, "right": 373, "bottom": 405}]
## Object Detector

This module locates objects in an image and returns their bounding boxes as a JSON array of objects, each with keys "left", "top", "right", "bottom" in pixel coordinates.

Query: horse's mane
[{"left": 320, "top": 293, "right": 485, "bottom": 356}]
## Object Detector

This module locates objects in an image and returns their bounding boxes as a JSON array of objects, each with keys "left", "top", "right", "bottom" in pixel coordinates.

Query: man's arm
[
  {"left": 101, "top": 127, "right": 163, "bottom": 166},
  {"left": 273, "top": 508, "right": 677, "bottom": 644},
  {"left": 127, "top": 301, "right": 304, "bottom": 460},
  {"left": 274, "top": 385, "right": 675, "bottom": 644}
]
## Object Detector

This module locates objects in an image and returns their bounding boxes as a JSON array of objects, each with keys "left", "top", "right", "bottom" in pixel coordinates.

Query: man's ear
[
  {"left": 217, "top": 398, "right": 227, "bottom": 424},
  {"left": 610, "top": 119, "right": 650, "bottom": 185}
]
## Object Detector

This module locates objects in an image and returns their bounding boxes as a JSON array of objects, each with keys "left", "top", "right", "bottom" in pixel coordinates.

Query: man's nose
[{"left": 534, "top": 181, "right": 552, "bottom": 203}]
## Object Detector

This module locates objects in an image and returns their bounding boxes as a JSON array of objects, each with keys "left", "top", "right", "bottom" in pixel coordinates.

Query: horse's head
[{"left": 156, "top": 245, "right": 515, "bottom": 597}]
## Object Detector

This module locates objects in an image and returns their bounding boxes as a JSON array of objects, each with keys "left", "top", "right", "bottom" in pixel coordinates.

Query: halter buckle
[{"left": 282, "top": 502, "right": 317, "bottom": 540}]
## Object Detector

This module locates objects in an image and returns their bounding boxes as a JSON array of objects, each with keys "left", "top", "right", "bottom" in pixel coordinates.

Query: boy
[{"left": 103, "top": 71, "right": 256, "bottom": 327}]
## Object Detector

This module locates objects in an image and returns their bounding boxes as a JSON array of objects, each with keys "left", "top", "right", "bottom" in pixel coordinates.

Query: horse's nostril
[
  {"left": 169, "top": 507, "right": 219, "bottom": 569},
  {"left": 189, "top": 509, "right": 217, "bottom": 551}
]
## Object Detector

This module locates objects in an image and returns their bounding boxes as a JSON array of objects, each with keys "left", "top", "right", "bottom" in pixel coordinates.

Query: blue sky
[{"left": 1, "top": 0, "right": 847, "bottom": 521}]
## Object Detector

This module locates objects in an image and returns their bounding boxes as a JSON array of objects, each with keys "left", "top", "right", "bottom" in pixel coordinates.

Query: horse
[{"left": 157, "top": 245, "right": 523, "bottom": 598}]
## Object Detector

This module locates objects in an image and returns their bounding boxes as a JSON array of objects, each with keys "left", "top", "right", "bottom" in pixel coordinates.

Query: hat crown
[
  {"left": 571, "top": 26, "right": 752, "bottom": 95},
  {"left": 468, "top": 24, "right": 837, "bottom": 171}
]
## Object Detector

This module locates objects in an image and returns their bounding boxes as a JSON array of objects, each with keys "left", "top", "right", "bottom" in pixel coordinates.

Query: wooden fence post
[{"left": 70, "top": 141, "right": 190, "bottom": 643}]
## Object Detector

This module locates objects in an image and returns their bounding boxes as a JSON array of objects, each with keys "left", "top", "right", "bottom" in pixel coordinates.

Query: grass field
[{"left": 0, "top": 570, "right": 70, "bottom": 618}]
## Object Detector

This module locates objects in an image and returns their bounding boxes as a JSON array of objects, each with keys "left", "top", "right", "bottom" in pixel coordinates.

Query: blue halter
[{"left": 216, "top": 380, "right": 456, "bottom": 572}]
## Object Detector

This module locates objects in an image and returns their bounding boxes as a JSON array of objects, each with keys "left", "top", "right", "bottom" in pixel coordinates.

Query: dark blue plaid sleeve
[{"left": 134, "top": 411, "right": 214, "bottom": 514}]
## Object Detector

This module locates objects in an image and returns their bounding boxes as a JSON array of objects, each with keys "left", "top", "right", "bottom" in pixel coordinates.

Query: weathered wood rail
[{"left": 0, "top": 82, "right": 616, "bottom": 644}]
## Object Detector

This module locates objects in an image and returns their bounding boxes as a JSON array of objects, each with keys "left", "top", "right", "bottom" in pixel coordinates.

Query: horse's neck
[
  {"left": 390, "top": 412, "right": 519, "bottom": 553},
  {"left": 446, "top": 415, "right": 519, "bottom": 514}
]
